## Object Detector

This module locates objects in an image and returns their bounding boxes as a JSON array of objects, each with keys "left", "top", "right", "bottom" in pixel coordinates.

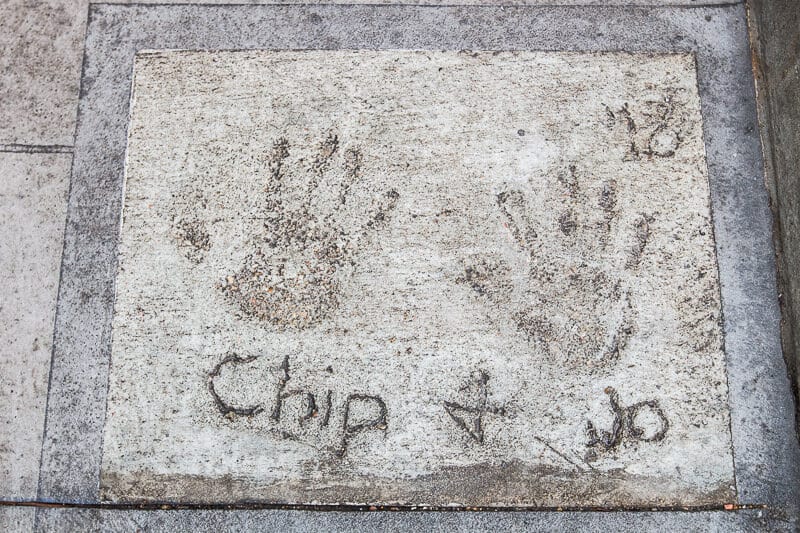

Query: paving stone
[
  {"left": 0, "top": 1, "right": 86, "bottom": 146},
  {"left": 0, "top": 506, "right": 33, "bottom": 532},
  {"left": 0, "top": 153, "right": 70, "bottom": 501},
  {"left": 99, "top": 49, "right": 734, "bottom": 506}
]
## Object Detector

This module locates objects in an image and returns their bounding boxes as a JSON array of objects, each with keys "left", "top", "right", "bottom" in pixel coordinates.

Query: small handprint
[
  {"left": 458, "top": 164, "right": 651, "bottom": 369},
  {"left": 219, "top": 132, "right": 399, "bottom": 330}
]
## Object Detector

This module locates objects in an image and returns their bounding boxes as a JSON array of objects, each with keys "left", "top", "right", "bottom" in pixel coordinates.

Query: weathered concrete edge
[
  {"left": 746, "top": 0, "right": 800, "bottom": 434},
  {"left": 27, "top": 507, "right": 787, "bottom": 533},
  {"left": 34, "top": 1, "right": 799, "bottom": 523}
]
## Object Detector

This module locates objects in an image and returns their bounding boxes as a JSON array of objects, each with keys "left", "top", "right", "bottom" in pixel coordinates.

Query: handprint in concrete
[
  {"left": 219, "top": 132, "right": 399, "bottom": 330},
  {"left": 458, "top": 164, "right": 652, "bottom": 369}
]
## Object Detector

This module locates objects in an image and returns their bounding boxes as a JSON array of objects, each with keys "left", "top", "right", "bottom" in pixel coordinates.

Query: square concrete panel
[{"left": 100, "top": 50, "right": 733, "bottom": 506}]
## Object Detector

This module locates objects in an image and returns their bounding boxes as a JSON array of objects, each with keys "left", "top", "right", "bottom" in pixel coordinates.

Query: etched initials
[{"left": 586, "top": 386, "right": 669, "bottom": 454}]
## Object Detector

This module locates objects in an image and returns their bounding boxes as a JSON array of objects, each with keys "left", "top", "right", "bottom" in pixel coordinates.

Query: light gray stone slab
[
  {"left": 0, "top": 1, "right": 85, "bottom": 146},
  {"left": 101, "top": 49, "right": 733, "bottom": 507},
  {"left": 0, "top": 153, "right": 70, "bottom": 500},
  {"left": 37, "top": 4, "right": 799, "bottom": 528},
  {"left": 0, "top": 506, "right": 34, "bottom": 533}
]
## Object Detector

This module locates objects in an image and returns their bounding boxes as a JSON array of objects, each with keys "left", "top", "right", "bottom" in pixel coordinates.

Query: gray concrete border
[
  {"left": 26, "top": 506, "right": 789, "bottom": 532},
  {"left": 34, "top": 1, "right": 799, "bottom": 528}
]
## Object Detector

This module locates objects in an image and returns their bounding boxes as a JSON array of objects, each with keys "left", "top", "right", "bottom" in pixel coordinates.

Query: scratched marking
[{"left": 207, "top": 353, "right": 387, "bottom": 457}]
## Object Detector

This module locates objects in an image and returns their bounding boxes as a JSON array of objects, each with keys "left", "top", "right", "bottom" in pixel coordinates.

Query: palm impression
[
  {"left": 172, "top": 131, "right": 399, "bottom": 330},
  {"left": 458, "top": 164, "right": 653, "bottom": 369}
]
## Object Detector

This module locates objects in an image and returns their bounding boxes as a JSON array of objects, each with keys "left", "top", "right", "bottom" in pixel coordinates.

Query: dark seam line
[
  {"left": 0, "top": 500, "right": 763, "bottom": 512},
  {"left": 0, "top": 144, "right": 73, "bottom": 154}
]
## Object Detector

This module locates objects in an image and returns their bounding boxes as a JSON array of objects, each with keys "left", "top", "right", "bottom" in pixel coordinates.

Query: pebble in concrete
[{"left": 101, "top": 50, "right": 733, "bottom": 506}]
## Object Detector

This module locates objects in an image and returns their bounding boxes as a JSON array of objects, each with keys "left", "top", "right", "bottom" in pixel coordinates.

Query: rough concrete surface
[
  {"left": 0, "top": 0, "right": 796, "bottom": 529},
  {"left": 102, "top": 49, "right": 732, "bottom": 506},
  {"left": 0, "top": 506, "right": 34, "bottom": 532},
  {"left": 748, "top": 0, "right": 800, "bottom": 424},
  {"left": 0, "top": 0, "right": 85, "bottom": 146},
  {"left": 0, "top": 153, "right": 69, "bottom": 500},
  {"left": 27, "top": 1, "right": 798, "bottom": 530},
  {"left": 27, "top": 507, "right": 787, "bottom": 533},
  {"left": 102, "top": 0, "right": 739, "bottom": 4},
  {"left": 0, "top": 0, "right": 740, "bottom": 143}
]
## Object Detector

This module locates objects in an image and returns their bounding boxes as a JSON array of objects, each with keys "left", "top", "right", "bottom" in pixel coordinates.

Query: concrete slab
[
  {"left": 0, "top": 1, "right": 85, "bottom": 146},
  {"left": 100, "top": 49, "right": 733, "bottom": 507},
  {"left": 0, "top": 153, "right": 70, "bottom": 500},
  {"left": 35, "top": 2, "right": 799, "bottom": 527},
  {"left": 0, "top": 506, "right": 33, "bottom": 533}
]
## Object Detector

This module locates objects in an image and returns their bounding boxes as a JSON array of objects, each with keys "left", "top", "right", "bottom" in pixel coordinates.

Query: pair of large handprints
[{"left": 171, "top": 94, "right": 692, "bottom": 369}]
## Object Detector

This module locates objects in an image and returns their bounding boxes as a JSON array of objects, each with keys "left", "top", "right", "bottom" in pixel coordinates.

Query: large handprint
[
  {"left": 215, "top": 132, "right": 399, "bottom": 330},
  {"left": 458, "top": 164, "right": 652, "bottom": 369}
]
